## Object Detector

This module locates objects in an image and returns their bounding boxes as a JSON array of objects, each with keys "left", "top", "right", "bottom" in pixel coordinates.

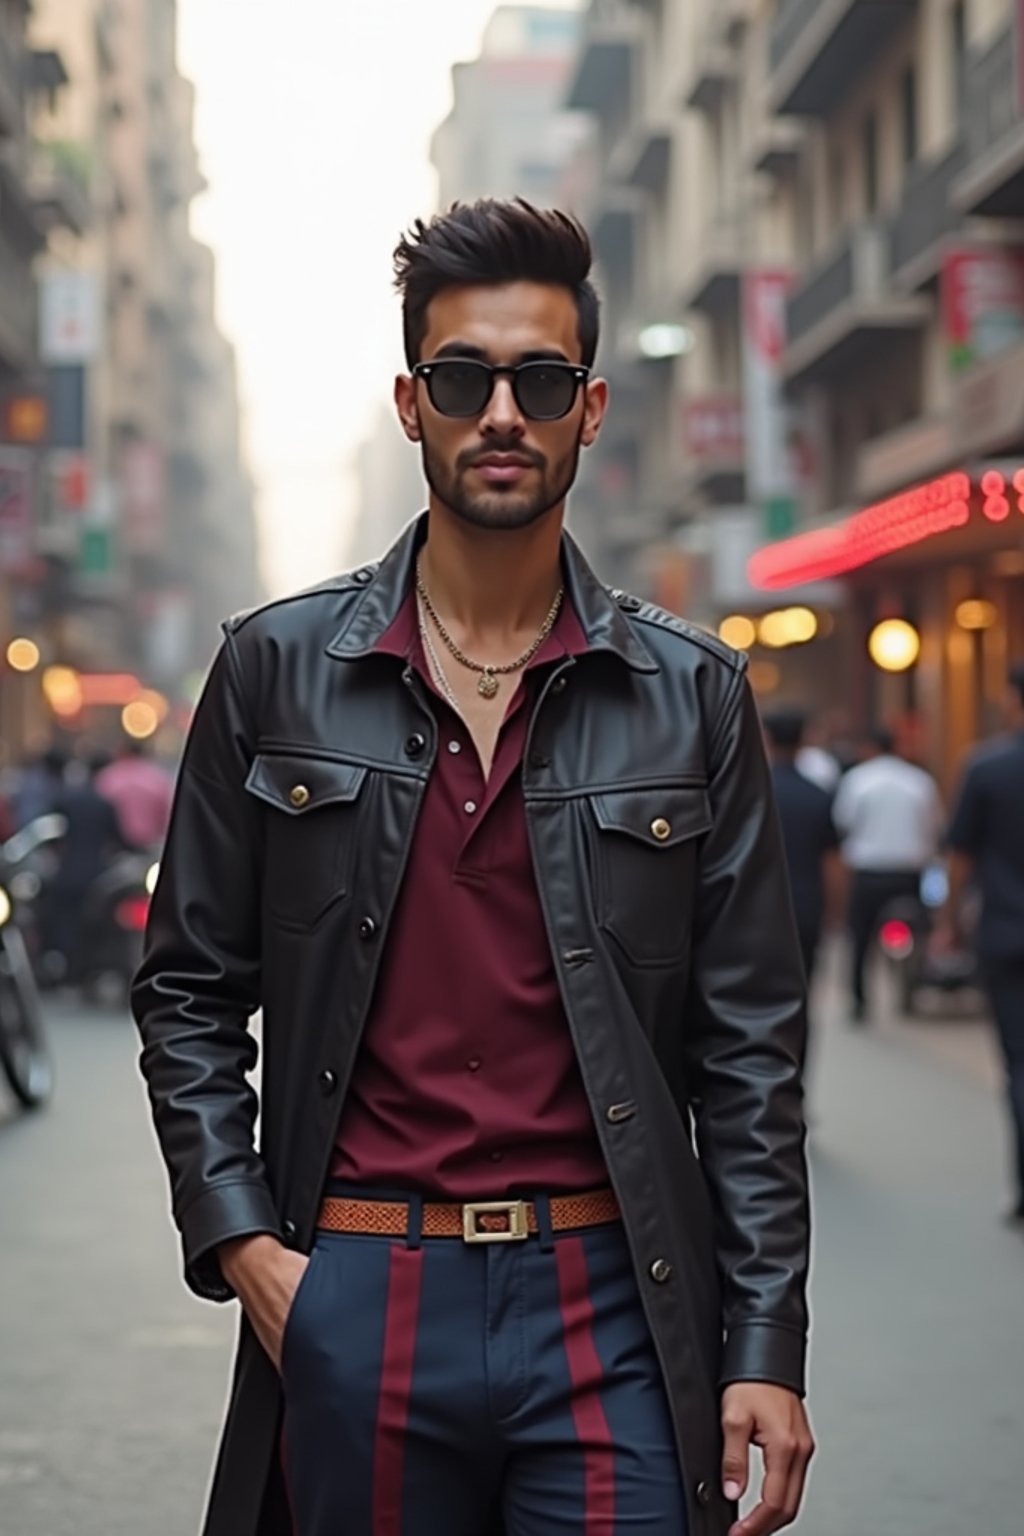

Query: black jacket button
[
  {"left": 319, "top": 1069, "right": 338, "bottom": 1095},
  {"left": 696, "top": 1481, "right": 713, "bottom": 1507},
  {"left": 650, "top": 1258, "right": 673, "bottom": 1284},
  {"left": 551, "top": 676, "right": 568, "bottom": 695},
  {"left": 282, "top": 1219, "right": 298, "bottom": 1244},
  {"left": 405, "top": 733, "right": 427, "bottom": 758},
  {"left": 358, "top": 917, "right": 377, "bottom": 941}
]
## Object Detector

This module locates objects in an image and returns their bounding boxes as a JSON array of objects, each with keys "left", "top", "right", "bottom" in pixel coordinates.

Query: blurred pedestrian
[
  {"left": 43, "top": 752, "right": 127, "bottom": 980},
  {"left": 96, "top": 737, "right": 174, "bottom": 851},
  {"left": 795, "top": 717, "right": 841, "bottom": 794},
  {"left": 833, "top": 726, "right": 943, "bottom": 1021},
  {"left": 11, "top": 744, "right": 68, "bottom": 829},
  {"left": 763, "top": 710, "right": 845, "bottom": 1031},
  {"left": 940, "top": 664, "right": 1024, "bottom": 1227},
  {"left": 133, "top": 199, "right": 813, "bottom": 1536}
]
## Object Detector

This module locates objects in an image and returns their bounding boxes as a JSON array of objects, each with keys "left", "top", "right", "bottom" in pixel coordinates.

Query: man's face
[{"left": 395, "top": 282, "right": 607, "bottom": 533}]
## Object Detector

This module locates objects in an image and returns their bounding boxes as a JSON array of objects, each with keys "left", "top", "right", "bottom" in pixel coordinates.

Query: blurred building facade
[
  {"left": 566, "top": 0, "right": 1024, "bottom": 785},
  {"left": 0, "top": 0, "right": 261, "bottom": 763}
]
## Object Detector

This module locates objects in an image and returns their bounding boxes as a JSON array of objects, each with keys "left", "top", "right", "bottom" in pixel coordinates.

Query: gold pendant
[{"left": 478, "top": 669, "right": 500, "bottom": 699}]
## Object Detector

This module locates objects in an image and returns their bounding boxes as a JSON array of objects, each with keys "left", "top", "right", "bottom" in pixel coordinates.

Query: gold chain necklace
[{"left": 416, "top": 560, "right": 564, "bottom": 700}]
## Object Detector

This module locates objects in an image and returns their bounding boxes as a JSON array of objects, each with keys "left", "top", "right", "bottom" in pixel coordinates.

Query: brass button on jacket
[
  {"left": 651, "top": 817, "right": 672, "bottom": 842},
  {"left": 289, "top": 784, "right": 311, "bottom": 809}
]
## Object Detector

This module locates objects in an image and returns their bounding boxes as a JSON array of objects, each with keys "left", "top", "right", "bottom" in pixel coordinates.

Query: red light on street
[
  {"left": 984, "top": 496, "right": 1011, "bottom": 522},
  {"left": 879, "top": 919, "right": 914, "bottom": 958},
  {"left": 981, "top": 470, "right": 1006, "bottom": 496},
  {"left": 1014, "top": 469, "right": 1024, "bottom": 494},
  {"left": 115, "top": 896, "right": 151, "bottom": 933}
]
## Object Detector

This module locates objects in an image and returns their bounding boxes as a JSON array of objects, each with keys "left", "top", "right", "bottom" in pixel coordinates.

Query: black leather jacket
[{"left": 133, "top": 515, "right": 810, "bottom": 1536}]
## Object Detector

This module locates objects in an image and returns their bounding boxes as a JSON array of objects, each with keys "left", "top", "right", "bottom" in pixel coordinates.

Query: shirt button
[
  {"left": 447, "top": 741, "right": 461, "bottom": 755},
  {"left": 358, "top": 917, "right": 377, "bottom": 941},
  {"left": 467, "top": 1058, "right": 482, "bottom": 1072},
  {"left": 650, "top": 1258, "right": 673, "bottom": 1284},
  {"left": 464, "top": 800, "right": 477, "bottom": 815}
]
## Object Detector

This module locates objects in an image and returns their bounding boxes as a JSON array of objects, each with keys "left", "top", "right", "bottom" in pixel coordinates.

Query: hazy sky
[{"left": 177, "top": 0, "right": 579, "bottom": 598}]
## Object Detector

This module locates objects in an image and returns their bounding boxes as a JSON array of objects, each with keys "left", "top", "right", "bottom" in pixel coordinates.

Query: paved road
[{"left": 0, "top": 973, "right": 1020, "bottom": 1536}]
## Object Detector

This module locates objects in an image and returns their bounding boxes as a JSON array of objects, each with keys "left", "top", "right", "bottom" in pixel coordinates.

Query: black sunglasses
[{"left": 412, "top": 358, "right": 590, "bottom": 421}]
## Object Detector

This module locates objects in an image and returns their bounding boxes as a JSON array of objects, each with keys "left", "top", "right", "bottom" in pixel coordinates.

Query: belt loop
[
  {"left": 534, "top": 1192, "right": 555, "bottom": 1253},
  {"left": 405, "top": 1193, "right": 424, "bottom": 1251}
]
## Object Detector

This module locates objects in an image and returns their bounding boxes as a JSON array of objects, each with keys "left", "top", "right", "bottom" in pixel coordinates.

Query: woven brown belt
[{"left": 316, "top": 1187, "right": 620, "bottom": 1245}]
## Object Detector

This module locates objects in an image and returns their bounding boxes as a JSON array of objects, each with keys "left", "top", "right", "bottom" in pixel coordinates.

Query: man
[
  {"left": 941, "top": 664, "right": 1024, "bottom": 1227},
  {"left": 763, "top": 710, "right": 844, "bottom": 1011},
  {"left": 97, "top": 737, "right": 174, "bottom": 850},
  {"left": 832, "top": 726, "right": 943, "bottom": 1021},
  {"left": 133, "top": 200, "right": 812, "bottom": 1536}
]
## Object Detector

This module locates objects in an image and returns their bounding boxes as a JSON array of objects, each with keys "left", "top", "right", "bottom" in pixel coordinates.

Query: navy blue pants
[{"left": 281, "top": 1200, "right": 687, "bottom": 1535}]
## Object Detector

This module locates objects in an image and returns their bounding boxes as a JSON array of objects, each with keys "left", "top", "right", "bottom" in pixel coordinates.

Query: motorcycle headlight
[
  {"left": 0, "top": 886, "right": 11, "bottom": 928},
  {"left": 145, "top": 862, "right": 160, "bottom": 896}
]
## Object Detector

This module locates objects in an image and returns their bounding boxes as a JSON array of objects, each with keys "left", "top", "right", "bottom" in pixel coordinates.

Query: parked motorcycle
[
  {"left": 0, "top": 816, "right": 64, "bottom": 1109},
  {"left": 70, "top": 848, "right": 158, "bottom": 1006}
]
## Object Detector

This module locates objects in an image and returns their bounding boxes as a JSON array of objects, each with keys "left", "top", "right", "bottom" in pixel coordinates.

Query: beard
[{"left": 420, "top": 431, "right": 583, "bottom": 533}]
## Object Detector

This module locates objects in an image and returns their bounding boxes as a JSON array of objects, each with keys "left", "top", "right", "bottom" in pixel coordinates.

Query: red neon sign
[{"left": 748, "top": 470, "right": 1022, "bottom": 590}]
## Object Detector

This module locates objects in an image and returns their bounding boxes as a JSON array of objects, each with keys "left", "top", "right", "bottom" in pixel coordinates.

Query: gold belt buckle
[{"left": 462, "top": 1199, "right": 530, "bottom": 1244}]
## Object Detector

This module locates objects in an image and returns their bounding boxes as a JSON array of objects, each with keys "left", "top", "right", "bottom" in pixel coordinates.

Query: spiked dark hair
[{"left": 393, "top": 198, "right": 600, "bottom": 369}]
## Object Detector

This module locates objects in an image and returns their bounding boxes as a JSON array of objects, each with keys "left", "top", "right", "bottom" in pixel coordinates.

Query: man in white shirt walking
[{"left": 833, "top": 728, "right": 944, "bottom": 1021}]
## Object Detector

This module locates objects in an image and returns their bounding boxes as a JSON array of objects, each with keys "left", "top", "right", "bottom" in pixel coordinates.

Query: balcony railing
[
  {"left": 785, "top": 221, "right": 929, "bottom": 381},
  {"left": 955, "top": 24, "right": 1024, "bottom": 217},
  {"left": 889, "top": 139, "right": 968, "bottom": 283},
  {"left": 768, "top": 0, "right": 916, "bottom": 116}
]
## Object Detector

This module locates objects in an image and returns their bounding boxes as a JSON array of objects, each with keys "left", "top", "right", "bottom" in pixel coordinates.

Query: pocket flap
[
  {"left": 245, "top": 754, "right": 367, "bottom": 815},
  {"left": 590, "top": 785, "right": 712, "bottom": 848}
]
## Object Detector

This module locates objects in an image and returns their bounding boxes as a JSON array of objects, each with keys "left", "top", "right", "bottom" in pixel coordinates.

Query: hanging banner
[
  {"left": 743, "top": 270, "right": 800, "bottom": 540},
  {"left": 942, "top": 246, "right": 1024, "bottom": 372}
]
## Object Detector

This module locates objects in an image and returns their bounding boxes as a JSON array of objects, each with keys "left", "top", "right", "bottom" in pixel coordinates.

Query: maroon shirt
[{"left": 331, "top": 590, "right": 608, "bottom": 1197}]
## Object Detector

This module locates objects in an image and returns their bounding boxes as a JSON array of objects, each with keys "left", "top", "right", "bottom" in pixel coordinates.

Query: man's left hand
[{"left": 721, "top": 1383, "right": 815, "bottom": 1536}]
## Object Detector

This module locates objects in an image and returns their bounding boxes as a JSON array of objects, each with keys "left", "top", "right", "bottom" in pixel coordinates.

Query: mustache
[{"left": 457, "top": 441, "right": 546, "bottom": 472}]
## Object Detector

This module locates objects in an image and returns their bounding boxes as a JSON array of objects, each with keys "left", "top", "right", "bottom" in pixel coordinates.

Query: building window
[
  {"left": 863, "top": 113, "right": 879, "bottom": 214},
  {"left": 950, "top": 1, "right": 968, "bottom": 122},
  {"left": 901, "top": 66, "right": 918, "bottom": 167}
]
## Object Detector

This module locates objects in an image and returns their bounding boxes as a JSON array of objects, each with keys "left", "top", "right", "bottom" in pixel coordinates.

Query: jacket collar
[{"left": 325, "top": 511, "right": 657, "bottom": 674}]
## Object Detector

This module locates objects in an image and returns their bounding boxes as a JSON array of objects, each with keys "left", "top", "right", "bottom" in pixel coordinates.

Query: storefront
[{"left": 748, "top": 465, "right": 1024, "bottom": 790}]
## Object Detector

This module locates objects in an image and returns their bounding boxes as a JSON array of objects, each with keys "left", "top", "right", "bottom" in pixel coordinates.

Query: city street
[{"left": 0, "top": 966, "right": 1021, "bottom": 1536}]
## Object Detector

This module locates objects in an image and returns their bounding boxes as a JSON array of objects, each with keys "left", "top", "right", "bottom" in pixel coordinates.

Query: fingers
[
  {"left": 729, "top": 1425, "right": 815, "bottom": 1536},
  {"left": 720, "top": 1400, "right": 753, "bottom": 1503}
]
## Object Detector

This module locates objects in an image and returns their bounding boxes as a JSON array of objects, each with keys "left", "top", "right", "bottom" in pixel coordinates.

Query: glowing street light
[{"left": 868, "top": 619, "right": 920, "bottom": 672}]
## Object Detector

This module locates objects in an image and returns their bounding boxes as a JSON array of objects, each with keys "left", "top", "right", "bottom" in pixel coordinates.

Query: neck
[{"left": 419, "top": 496, "right": 565, "bottom": 641}]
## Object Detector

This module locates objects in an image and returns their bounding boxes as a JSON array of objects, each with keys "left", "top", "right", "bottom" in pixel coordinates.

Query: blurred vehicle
[
  {"left": 67, "top": 847, "right": 158, "bottom": 1006},
  {"left": 877, "top": 863, "right": 981, "bottom": 1016},
  {"left": 0, "top": 817, "right": 62, "bottom": 1108}
]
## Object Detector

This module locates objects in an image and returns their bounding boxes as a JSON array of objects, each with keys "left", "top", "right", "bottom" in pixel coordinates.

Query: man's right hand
[{"left": 219, "top": 1233, "right": 310, "bottom": 1373}]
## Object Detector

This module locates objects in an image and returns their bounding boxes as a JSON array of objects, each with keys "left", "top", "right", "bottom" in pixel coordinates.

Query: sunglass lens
[
  {"left": 428, "top": 361, "right": 491, "bottom": 417},
  {"left": 516, "top": 365, "right": 577, "bottom": 420}
]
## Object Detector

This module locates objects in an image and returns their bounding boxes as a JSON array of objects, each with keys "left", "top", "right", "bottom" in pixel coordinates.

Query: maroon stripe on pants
[
  {"left": 372, "top": 1245, "right": 425, "bottom": 1536},
  {"left": 555, "top": 1236, "right": 616, "bottom": 1536}
]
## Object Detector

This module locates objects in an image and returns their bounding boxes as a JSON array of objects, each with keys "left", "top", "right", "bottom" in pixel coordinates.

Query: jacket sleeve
[
  {"left": 131, "top": 627, "right": 280, "bottom": 1301},
  {"left": 683, "top": 664, "right": 810, "bottom": 1395}
]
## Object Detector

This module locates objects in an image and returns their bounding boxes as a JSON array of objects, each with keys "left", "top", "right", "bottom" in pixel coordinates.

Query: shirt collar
[{"left": 375, "top": 586, "right": 590, "bottom": 667}]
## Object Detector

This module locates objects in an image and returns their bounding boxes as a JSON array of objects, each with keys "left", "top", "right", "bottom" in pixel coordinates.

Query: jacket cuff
[
  {"left": 179, "top": 1180, "right": 282, "bottom": 1302},
  {"left": 720, "top": 1321, "right": 807, "bottom": 1398}
]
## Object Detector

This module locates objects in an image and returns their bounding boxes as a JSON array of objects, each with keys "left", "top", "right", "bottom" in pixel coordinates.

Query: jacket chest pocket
[
  {"left": 245, "top": 752, "right": 367, "bottom": 931},
  {"left": 587, "top": 784, "right": 712, "bottom": 967}
]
